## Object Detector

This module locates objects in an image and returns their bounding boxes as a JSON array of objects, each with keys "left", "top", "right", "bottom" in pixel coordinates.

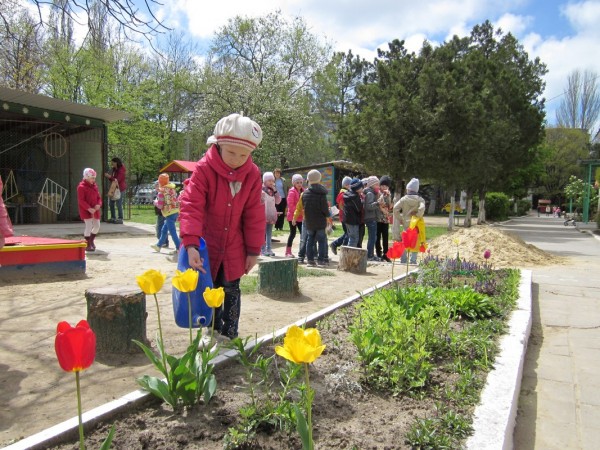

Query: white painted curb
[{"left": 466, "top": 269, "right": 532, "bottom": 450}]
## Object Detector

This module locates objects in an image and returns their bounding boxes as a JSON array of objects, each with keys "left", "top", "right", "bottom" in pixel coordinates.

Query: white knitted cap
[{"left": 210, "top": 113, "right": 262, "bottom": 151}]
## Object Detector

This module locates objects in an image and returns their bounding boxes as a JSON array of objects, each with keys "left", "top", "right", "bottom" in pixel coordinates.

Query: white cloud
[
  {"left": 562, "top": 0, "right": 600, "bottom": 35},
  {"left": 494, "top": 12, "right": 532, "bottom": 35}
]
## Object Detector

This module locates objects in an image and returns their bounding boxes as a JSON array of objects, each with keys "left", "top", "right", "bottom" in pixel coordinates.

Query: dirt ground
[{"left": 0, "top": 218, "right": 563, "bottom": 447}]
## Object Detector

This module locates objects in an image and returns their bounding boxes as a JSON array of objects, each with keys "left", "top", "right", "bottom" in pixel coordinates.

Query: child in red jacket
[
  {"left": 0, "top": 174, "right": 14, "bottom": 250},
  {"left": 179, "top": 113, "right": 264, "bottom": 342},
  {"left": 77, "top": 168, "right": 102, "bottom": 252}
]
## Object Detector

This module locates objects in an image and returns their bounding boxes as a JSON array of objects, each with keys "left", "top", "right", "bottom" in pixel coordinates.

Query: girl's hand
[
  {"left": 87, "top": 208, "right": 95, "bottom": 214},
  {"left": 245, "top": 255, "right": 258, "bottom": 274},
  {"left": 186, "top": 247, "right": 207, "bottom": 273}
]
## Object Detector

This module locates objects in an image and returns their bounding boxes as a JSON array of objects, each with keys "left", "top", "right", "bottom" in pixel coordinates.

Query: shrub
[
  {"left": 514, "top": 199, "right": 532, "bottom": 216},
  {"left": 485, "top": 192, "right": 510, "bottom": 220}
]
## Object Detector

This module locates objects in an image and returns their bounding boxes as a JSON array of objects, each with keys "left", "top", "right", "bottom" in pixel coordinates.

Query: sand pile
[{"left": 426, "top": 225, "right": 564, "bottom": 268}]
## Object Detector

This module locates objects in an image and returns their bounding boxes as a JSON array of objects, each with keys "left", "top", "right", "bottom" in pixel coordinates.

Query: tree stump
[
  {"left": 85, "top": 287, "right": 148, "bottom": 355},
  {"left": 338, "top": 246, "right": 367, "bottom": 274},
  {"left": 257, "top": 259, "right": 299, "bottom": 296}
]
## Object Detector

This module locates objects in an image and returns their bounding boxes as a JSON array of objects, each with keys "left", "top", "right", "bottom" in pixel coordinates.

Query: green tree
[
  {"left": 539, "top": 127, "right": 589, "bottom": 204},
  {"left": 200, "top": 11, "right": 333, "bottom": 169}
]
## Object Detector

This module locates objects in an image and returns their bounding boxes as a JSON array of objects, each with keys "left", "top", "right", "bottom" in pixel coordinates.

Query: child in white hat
[
  {"left": 260, "top": 171, "right": 281, "bottom": 256},
  {"left": 392, "top": 177, "right": 425, "bottom": 264},
  {"left": 77, "top": 168, "right": 102, "bottom": 252},
  {"left": 179, "top": 113, "right": 264, "bottom": 344}
]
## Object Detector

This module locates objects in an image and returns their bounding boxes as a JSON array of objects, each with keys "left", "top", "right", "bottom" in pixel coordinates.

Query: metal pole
[{"left": 583, "top": 163, "right": 592, "bottom": 223}]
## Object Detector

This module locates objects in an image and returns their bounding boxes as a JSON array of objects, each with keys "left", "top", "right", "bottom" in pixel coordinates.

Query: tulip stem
[
  {"left": 153, "top": 293, "right": 168, "bottom": 379},
  {"left": 75, "top": 371, "right": 84, "bottom": 450},
  {"left": 186, "top": 292, "right": 193, "bottom": 345},
  {"left": 304, "top": 363, "right": 314, "bottom": 450},
  {"left": 210, "top": 307, "right": 216, "bottom": 343}
]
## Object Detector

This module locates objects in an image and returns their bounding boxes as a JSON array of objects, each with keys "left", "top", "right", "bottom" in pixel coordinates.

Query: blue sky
[
  {"left": 152, "top": 0, "right": 600, "bottom": 129},
  {"left": 67, "top": 0, "right": 600, "bottom": 129}
]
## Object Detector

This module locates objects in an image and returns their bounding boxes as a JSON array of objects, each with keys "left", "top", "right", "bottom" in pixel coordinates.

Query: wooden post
[
  {"left": 338, "top": 246, "right": 367, "bottom": 274},
  {"left": 85, "top": 287, "right": 148, "bottom": 355},
  {"left": 257, "top": 259, "right": 299, "bottom": 296}
]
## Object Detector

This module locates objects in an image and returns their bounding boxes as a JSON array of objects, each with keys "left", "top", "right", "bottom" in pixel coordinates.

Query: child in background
[
  {"left": 179, "top": 113, "right": 264, "bottom": 342},
  {"left": 302, "top": 169, "right": 329, "bottom": 266},
  {"left": 0, "top": 174, "right": 14, "bottom": 251},
  {"left": 329, "top": 176, "right": 352, "bottom": 255},
  {"left": 261, "top": 171, "right": 281, "bottom": 256},
  {"left": 151, "top": 173, "right": 181, "bottom": 253},
  {"left": 77, "top": 168, "right": 102, "bottom": 252},
  {"left": 344, "top": 178, "right": 364, "bottom": 247},
  {"left": 363, "top": 175, "right": 381, "bottom": 261},
  {"left": 153, "top": 180, "right": 169, "bottom": 249},
  {"left": 392, "top": 177, "right": 425, "bottom": 264},
  {"left": 376, "top": 176, "right": 393, "bottom": 262},
  {"left": 285, "top": 173, "right": 304, "bottom": 257}
]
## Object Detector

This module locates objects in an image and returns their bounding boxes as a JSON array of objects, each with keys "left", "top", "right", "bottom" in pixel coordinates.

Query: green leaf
[
  {"left": 132, "top": 339, "right": 165, "bottom": 376},
  {"left": 99, "top": 424, "right": 116, "bottom": 450},
  {"left": 204, "top": 374, "right": 217, "bottom": 404},
  {"left": 294, "top": 404, "right": 311, "bottom": 450},
  {"left": 136, "top": 375, "right": 176, "bottom": 408}
]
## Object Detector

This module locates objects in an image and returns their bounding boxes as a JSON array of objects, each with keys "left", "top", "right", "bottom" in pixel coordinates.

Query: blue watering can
[{"left": 172, "top": 238, "right": 214, "bottom": 328}]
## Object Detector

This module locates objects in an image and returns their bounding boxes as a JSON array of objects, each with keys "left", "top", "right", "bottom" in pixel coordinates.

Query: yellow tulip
[
  {"left": 203, "top": 287, "right": 225, "bottom": 308},
  {"left": 172, "top": 269, "right": 199, "bottom": 293},
  {"left": 136, "top": 269, "right": 167, "bottom": 295},
  {"left": 275, "top": 325, "right": 326, "bottom": 364}
]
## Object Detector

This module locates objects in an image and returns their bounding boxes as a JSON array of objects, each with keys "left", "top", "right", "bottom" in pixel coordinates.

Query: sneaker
[
  {"left": 368, "top": 256, "right": 381, "bottom": 262},
  {"left": 307, "top": 260, "right": 317, "bottom": 267},
  {"left": 214, "top": 333, "right": 232, "bottom": 347},
  {"left": 150, "top": 244, "right": 161, "bottom": 253},
  {"left": 297, "top": 257, "right": 305, "bottom": 264},
  {"left": 198, "top": 335, "right": 216, "bottom": 350},
  {"left": 160, "top": 243, "right": 170, "bottom": 249},
  {"left": 107, "top": 218, "right": 116, "bottom": 223},
  {"left": 381, "top": 256, "right": 391, "bottom": 263},
  {"left": 317, "top": 260, "right": 329, "bottom": 267},
  {"left": 260, "top": 251, "right": 269, "bottom": 257},
  {"left": 329, "top": 243, "right": 338, "bottom": 255},
  {"left": 114, "top": 219, "right": 123, "bottom": 224},
  {"left": 268, "top": 251, "right": 276, "bottom": 257}
]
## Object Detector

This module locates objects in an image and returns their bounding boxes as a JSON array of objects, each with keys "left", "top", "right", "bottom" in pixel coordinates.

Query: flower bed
[{"left": 45, "top": 255, "right": 523, "bottom": 450}]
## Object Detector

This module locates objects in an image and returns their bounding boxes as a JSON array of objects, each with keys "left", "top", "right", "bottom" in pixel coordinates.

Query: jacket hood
[{"left": 308, "top": 184, "right": 327, "bottom": 195}]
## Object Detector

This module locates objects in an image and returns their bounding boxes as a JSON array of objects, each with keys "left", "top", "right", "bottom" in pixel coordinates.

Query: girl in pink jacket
[
  {"left": 285, "top": 173, "right": 304, "bottom": 257},
  {"left": 179, "top": 113, "right": 264, "bottom": 342},
  {"left": 0, "top": 174, "right": 14, "bottom": 250}
]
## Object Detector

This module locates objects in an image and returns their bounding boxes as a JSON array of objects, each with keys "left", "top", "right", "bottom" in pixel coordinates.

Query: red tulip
[
  {"left": 484, "top": 249, "right": 491, "bottom": 259},
  {"left": 387, "top": 241, "right": 405, "bottom": 260},
  {"left": 55, "top": 320, "right": 96, "bottom": 372},
  {"left": 419, "top": 243, "right": 427, "bottom": 253},
  {"left": 401, "top": 227, "right": 418, "bottom": 249}
]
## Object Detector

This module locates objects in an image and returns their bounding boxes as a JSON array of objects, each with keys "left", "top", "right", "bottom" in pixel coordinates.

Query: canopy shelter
[{"left": 159, "top": 160, "right": 196, "bottom": 173}]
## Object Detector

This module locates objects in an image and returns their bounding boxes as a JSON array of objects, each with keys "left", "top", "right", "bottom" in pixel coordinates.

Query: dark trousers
[
  {"left": 332, "top": 222, "right": 348, "bottom": 248},
  {"left": 376, "top": 222, "right": 389, "bottom": 258},
  {"left": 212, "top": 266, "right": 241, "bottom": 339},
  {"left": 275, "top": 198, "right": 287, "bottom": 230},
  {"left": 358, "top": 223, "right": 365, "bottom": 248},
  {"left": 287, "top": 220, "right": 302, "bottom": 247}
]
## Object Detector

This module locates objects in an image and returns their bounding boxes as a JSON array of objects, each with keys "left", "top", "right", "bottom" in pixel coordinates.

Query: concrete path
[{"left": 495, "top": 215, "right": 600, "bottom": 450}]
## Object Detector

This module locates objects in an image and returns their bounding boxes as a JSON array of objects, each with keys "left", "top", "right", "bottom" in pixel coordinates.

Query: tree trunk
[
  {"left": 478, "top": 189, "right": 487, "bottom": 224},
  {"left": 465, "top": 190, "right": 473, "bottom": 227},
  {"left": 257, "top": 259, "right": 299, "bottom": 296},
  {"left": 338, "top": 246, "right": 367, "bottom": 274},
  {"left": 86, "top": 287, "right": 148, "bottom": 355}
]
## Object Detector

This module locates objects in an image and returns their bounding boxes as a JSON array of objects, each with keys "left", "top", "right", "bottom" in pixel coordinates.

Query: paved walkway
[{"left": 494, "top": 215, "right": 600, "bottom": 450}]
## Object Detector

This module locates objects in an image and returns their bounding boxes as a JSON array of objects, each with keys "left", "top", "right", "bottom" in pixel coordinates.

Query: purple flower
[{"left": 484, "top": 249, "right": 491, "bottom": 260}]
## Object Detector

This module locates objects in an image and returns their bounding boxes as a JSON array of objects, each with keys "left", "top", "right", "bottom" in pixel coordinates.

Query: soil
[{"left": 1, "top": 220, "right": 563, "bottom": 448}]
